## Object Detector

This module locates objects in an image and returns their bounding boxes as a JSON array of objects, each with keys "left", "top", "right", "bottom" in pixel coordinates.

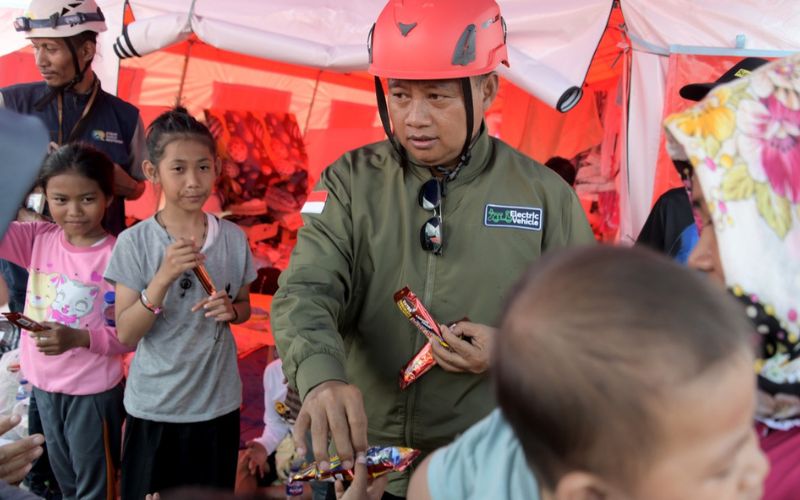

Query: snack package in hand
[
  {"left": 289, "top": 446, "right": 420, "bottom": 482},
  {"left": 193, "top": 262, "right": 216, "bottom": 295},
  {"left": 399, "top": 343, "right": 435, "bottom": 390},
  {"left": 394, "top": 287, "right": 449, "bottom": 348},
  {"left": 2, "top": 312, "right": 47, "bottom": 332}
]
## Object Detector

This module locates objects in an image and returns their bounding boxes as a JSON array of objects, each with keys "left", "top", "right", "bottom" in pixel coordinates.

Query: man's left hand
[{"left": 429, "top": 321, "right": 495, "bottom": 374}]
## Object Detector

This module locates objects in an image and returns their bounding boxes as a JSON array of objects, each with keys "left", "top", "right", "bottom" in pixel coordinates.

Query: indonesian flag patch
[{"left": 301, "top": 190, "right": 328, "bottom": 214}]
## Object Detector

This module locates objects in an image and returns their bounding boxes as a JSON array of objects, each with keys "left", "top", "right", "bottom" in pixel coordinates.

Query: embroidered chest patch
[
  {"left": 484, "top": 204, "right": 543, "bottom": 231},
  {"left": 91, "top": 130, "right": 124, "bottom": 144}
]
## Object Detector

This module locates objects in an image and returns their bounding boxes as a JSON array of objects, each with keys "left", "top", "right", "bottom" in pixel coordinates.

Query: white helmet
[{"left": 14, "top": 0, "right": 107, "bottom": 39}]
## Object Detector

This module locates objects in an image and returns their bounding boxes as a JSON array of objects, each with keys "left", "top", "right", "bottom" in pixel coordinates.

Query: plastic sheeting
[
  {"left": 619, "top": 0, "right": 800, "bottom": 242},
  {"left": 623, "top": 0, "right": 800, "bottom": 50},
  {"left": 3, "top": 0, "right": 800, "bottom": 240},
  {"left": 105, "top": 0, "right": 612, "bottom": 112}
]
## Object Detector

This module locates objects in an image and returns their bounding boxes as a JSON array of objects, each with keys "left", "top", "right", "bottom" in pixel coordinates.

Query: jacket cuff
[{"left": 296, "top": 353, "right": 347, "bottom": 401}]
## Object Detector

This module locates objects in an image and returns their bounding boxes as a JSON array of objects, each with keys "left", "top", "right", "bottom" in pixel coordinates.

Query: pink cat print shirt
[{"left": 0, "top": 222, "right": 133, "bottom": 396}]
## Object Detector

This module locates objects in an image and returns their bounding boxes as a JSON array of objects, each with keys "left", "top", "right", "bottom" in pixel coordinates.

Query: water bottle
[
  {"left": 285, "top": 461, "right": 304, "bottom": 498},
  {"left": 13, "top": 379, "right": 31, "bottom": 418},
  {"left": 103, "top": 291, "right": 116, "bottom": 327},
  {"left": 15, "top": 378, "right": 31, "bottom": 401}
]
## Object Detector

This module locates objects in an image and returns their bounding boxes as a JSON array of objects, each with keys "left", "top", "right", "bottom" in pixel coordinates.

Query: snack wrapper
[
  {"left": 2, "top": 312, "right": 47, "bottom": 332},
  {"left": 289, "top": 446, "right": 420, "bottom": 483},
  {"left": 394, "top": 287, "right": 449, "bottom": 348},
  {"left": 193, "top": 262, "right": 216, "bottom": 295},
  {"left": 399, "top": 342, "right": 435, "bottom": 390}
]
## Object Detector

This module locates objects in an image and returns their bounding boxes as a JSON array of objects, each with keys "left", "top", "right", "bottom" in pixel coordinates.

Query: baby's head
[{"left": 494, "top": 246, "right": 767, "bottom": 500}]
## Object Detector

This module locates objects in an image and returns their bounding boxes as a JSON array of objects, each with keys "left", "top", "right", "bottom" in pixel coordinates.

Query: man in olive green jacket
[{"left": 271, "top": 0, "right": 594, "bottom": 497}]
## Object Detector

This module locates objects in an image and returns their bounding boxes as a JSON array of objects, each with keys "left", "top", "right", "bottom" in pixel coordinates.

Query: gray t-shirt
[{"left": 105, "top": 216, "right": 256, "bottom": 423}]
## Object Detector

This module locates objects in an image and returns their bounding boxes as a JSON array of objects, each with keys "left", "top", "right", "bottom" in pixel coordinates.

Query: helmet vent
[
  {"left": 452, "top": 24, "right": 476, "bottom": 66},
  {"left": 397, "top": 22, "right": 417, "bottom": 37}
]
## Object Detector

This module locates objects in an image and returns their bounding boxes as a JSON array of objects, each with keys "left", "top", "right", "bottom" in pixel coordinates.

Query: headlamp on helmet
[
  {"left": 13, "top": 0, "right": 107, "bottom": 38},
  {"left": 14, "top": 9, "right": 104, "bottom": 33}
]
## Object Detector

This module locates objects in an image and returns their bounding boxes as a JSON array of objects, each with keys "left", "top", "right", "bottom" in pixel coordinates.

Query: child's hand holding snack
[
  {"left": 35, "top": 322, "right": 90, "bottom": 355},
  {"left": 153, "top": 238, "right": 203, "bottom": 287}
]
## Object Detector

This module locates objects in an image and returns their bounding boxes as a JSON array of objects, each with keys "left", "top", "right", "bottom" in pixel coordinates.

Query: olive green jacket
[{"left": 272, "top": 130, "right": 594, "bottom": 494}]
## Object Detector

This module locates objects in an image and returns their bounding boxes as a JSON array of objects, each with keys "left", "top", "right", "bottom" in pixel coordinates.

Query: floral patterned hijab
[{"left": 664, "top": 54, "right": 800, "bottom": 425}]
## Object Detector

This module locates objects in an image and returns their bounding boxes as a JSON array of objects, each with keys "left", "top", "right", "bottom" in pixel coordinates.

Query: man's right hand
[{"left": 293, "top": 380, "right": 368, "bottom": 472}]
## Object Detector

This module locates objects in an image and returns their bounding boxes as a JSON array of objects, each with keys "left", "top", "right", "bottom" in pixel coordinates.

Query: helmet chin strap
[
  {"left": 374, "top": 75, "right": 405, "bottom": 162},
  {"left": 434, "top": 78, "right": 473, "bottom": 187},
  {"left": 374, "top": 76, "right": 476, "bottom": 192},
  {"left": 34, "top": 37, "right": 92, "bottom": 111}
]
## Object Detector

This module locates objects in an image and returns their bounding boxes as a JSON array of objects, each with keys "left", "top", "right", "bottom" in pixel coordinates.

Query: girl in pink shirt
[{"left": 0, "top": 143, "right": 132, "bottom": 500}]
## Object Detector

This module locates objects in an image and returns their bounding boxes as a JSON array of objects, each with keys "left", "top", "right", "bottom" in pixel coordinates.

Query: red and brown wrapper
[
  {"left": 289, "top": 446, "right": 420, "bottom": 483},
  {"left": 193, "top": 262, "right": 216, "bottom": 295},
  {"left": 394, "top": 287, "right": 449, "bottom": 349},
  {"left": 399, "top": 342, "right": 435, "bottom": 390},
  {"left": 2, "top": 312, "right": 47, "bottom": 332}
]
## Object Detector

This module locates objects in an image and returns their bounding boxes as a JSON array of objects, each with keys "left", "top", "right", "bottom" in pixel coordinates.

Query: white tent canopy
[
  {"left": 1, "top": 0, "right": 799, "bottom": 240},
  {"left": 0, "top": 0, "right": 613, "bottom": 110},
  {"left": 108, "top": 0, "right": 614, "bottom": 113},
  {"left": 620, "top": 0, "right": 800, "bottom": 242}
]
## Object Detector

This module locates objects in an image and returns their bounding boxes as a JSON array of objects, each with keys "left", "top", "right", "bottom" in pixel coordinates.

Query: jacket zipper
[{"left": 404, "top": 251, "right": 437, "bottom": 449}]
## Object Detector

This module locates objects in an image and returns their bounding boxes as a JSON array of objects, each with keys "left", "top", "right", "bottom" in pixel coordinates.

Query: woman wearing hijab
[{"left": 665, "top": 53, "right": 800, "bottom": 500}]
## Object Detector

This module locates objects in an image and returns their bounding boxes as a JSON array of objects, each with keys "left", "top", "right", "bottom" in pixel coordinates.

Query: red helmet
[{"left": 368, "top": 0, "right": 509, "bottom": 80}]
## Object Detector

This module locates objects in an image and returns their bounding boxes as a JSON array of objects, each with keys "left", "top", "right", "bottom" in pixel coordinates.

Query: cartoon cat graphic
[
  {"left": 25, "top": 271, "right": 58, "bottom": 321},
  {"left": 49, "top": 275, "right": 99, "bottom": 328}
]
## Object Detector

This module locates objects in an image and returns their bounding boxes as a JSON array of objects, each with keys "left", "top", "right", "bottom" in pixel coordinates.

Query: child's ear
[
  {"left": 552, "top": 472, "right": 610, "bottom": 500},
  {"left": 143, "top": 160, "right": 159, "bottom": 184}
]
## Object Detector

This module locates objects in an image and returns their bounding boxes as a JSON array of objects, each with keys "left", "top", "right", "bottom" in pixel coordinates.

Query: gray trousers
[{"left": 33, "top": 383, "right": 125, "bottom": 500}]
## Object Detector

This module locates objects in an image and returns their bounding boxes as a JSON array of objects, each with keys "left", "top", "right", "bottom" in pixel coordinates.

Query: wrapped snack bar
[
  {"left": 3, "top": 312, "right": 47, "bottom": 332},
  {"left": 399, "top": 343, "right": 435, "bottom": 390},
  {"left": 193, "top": 262, "right": 216, "bottom": 295},
  {"left": 394, "top": 286, "right": 449, "bottom": 348},
  {"left": 289, "top": 446, "right": 420, "bottom": 483}
]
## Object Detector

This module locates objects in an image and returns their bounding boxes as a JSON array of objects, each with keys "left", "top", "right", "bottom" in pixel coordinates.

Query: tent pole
[
  {"left": 176, "top": 39, "right": 194, "bottom": 107},
  {"left": 302, "top": 69, "right": 323, "bottom": 137}
]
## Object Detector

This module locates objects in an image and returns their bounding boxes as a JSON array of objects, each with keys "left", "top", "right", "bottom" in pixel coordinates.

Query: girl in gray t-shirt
[{"left": 105, "top": 108, "right": 256, "bottom": 499}]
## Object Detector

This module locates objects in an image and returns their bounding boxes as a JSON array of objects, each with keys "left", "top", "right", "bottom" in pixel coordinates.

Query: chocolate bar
[
  {"left": 399, "top": 343, "right": 436, "bottom": 390},
  {"left": 2, "top": 312, "right": 48, "bottom": 332},
  {"left": 193, "top": 262, "right": 216, "bottom": 295},
  {"left": 289, "top": 446, "right": 420, "bottom": 482},
  {"left": 394, "top": 287, "right": 449, "bottom": 349}
]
